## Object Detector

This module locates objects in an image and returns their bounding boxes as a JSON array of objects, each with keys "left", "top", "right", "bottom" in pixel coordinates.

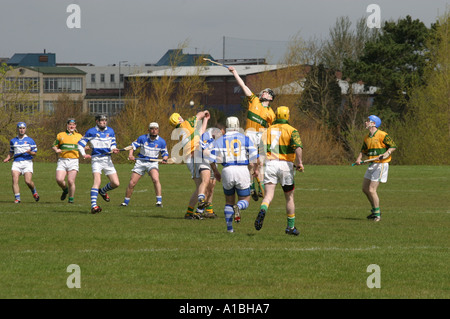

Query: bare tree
[
  {"left": 0, "top": 63, "right": 39, "bottom": 155},
  {"left": 321, "top": 16, "right": 378, "bottom": 71},
  {"left": 299, "top": 63, "right": 342, "bottom": 127},
  {"left": 322, "top": 16, "right": 355, "bottom": 71}
]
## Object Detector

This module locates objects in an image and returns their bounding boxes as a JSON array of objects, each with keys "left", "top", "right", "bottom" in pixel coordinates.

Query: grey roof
[
  {"left": 128, "top": 65, "right": 284, "bottom": 78},
  {"left": 25, "top": 66, "right": 86, "bottom": 75}
]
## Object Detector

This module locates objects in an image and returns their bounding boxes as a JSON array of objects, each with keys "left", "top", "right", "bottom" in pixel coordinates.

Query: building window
[
  {"left": 120, "top": 74, "right": 124, "bottom": 83},
  {"left": 88, "top": 100, "right": 124, "bottom": 116},
  {"left": 4, "top": 77, "right": 40, "bottom": 93},
  {"left": 43, "top": 101, "right": 55, "bottom": 114},
  {"left": 6, "top": 101, "right": 40, "bottom": 114},
  {"left": 91, "top": 74, "right": 96, "bottom": 83},
  {"left": 110, "top": 74, "right": 115, "bottom": 83},
  {"left": 44, "top": 77, "right": 83, "bottom": 93},
  {"left": 100, "top": 74, "right": 105, "bottom": 83}
]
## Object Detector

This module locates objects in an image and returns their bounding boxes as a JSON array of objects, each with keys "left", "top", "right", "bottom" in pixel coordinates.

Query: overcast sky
[{"left": 1, "top": 0, "right": 448, "bottom": 66}]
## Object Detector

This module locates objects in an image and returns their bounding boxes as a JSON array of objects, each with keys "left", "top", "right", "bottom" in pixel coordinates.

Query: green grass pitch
[{"left": 0, "top": 162, "right": 448, "bottom": 299}]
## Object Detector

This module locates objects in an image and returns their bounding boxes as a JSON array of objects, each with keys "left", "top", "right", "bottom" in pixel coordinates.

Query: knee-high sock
[
  {"left": 287, "top": 213, "right": 295, "bottom": 228},
  {"left": 237, "top": 199, "right": 249, "bottom": 211},
  {"left": 224, "top": 205, "right": 234, "bottom": 232},
  {"left": 100, "top": 183, "right": 113, "bottom": 195},
  {"left": 260, "top": 202, "right": 269, "bottom": 212},
  {"left": 91, "top": 188, "right": 99, "bottom": 208}
]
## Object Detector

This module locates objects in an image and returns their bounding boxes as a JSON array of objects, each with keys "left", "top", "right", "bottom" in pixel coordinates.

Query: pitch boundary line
[{"left": 14, "top": 245, "right": 447, "bottom": 254}]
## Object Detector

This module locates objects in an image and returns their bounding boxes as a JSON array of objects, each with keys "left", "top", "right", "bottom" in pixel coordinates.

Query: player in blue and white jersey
[
  {"left": 78, "top": 114, "right": 120, "bottom": 214},
  {"left": 194, "top": 124, "right": 226, "bottom": 219},
  {"left": 209, "top": 117, "right": 260, "bottom": 233},
  {"left": 3, "top": 122, "right": 40, "bottom": 203},
  {"left": 120, "top": 122, "right": 169, "bottom": 207}
]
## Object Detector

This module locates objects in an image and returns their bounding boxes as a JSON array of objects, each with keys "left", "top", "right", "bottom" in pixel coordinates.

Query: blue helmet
[
  {"left": 17, "top": 122, "right": 27, "bottom": 128},
  {"left": 368, "top": 115, "right": 381, "bottom": 128}
]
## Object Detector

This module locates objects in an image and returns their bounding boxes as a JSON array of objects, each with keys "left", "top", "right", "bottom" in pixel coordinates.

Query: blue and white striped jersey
[
  {"left": 200, "top": 130, "right": 215, "bottom": 151},
  {"left": 132, "top": 134, "right": 169, "bottom": 160},
  {"left": 210, "top": 131, "right": 258, "bottom": 166},
  {"left": 9, "top": 135, "right": 37, "bottom": 161},
  {"left": 78, "top": 126, "right": 117, "bottom": 157}
]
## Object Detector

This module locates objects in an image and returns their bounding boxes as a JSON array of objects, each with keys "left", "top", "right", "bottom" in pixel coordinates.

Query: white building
[{"left": 72, "top": 64, "right": 168, "bottom": 115}]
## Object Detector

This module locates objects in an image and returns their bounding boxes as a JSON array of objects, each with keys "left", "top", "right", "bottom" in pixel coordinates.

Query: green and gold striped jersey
[
  {"left": 177, "top": 116, "right": 201, "bottom": 155},
  {"left": 245, "top": 94, "right": 276, "bottom": 131},
  {"left": 361, "top": 129, "right": 397, "bottom": 163},
  {"left": 53, "top": 131, "right": 82, "bottom": 159},
  {"left": 261, "top": 119, "right": 303, "bottom": 162}
]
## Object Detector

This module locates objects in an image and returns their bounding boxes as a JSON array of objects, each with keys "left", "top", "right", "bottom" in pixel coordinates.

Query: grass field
[{"left": 0, "top": 162, "right": 448, "bottom": 299}]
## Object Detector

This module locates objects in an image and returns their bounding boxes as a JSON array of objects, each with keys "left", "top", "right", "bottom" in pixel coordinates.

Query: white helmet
[
  {"left": 149, "top": 122, "right": 159, "bottom": 129},
  {"left": 226, "top": 117, "right": 240, "bottom": 130}
]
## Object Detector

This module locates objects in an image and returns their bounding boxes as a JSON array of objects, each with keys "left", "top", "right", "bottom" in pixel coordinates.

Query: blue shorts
[{"left": 223, "top": 186, "right": 251, "bottom": 197}]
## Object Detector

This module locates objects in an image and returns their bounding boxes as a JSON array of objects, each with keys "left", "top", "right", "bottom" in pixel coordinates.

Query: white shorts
[
  {"left": 264, "top": 160, "right": 294, "bottom": 186},
  {"left": 364, "top": 163, "right": 389, "bottom": 183},
  {"left": 12, "top": 160, "right": 33, "bottom": 175},
  {"left": 221, "top": 165, "right": 251, "bottom": 191},
  {"left": 91, "top": 156, "right": 117, "bottom": 175},
  {"left": 222, "top": 165, "right": 251, "bottom": 189},
  {"left": 56, "top": 158, "right": 79, "bottom": 172},
  {"left": 186, "top": 156, "right": 212, "bottom": 179},
  {"left": 132, "top": 159, "right": 159, "bottom": 176}
]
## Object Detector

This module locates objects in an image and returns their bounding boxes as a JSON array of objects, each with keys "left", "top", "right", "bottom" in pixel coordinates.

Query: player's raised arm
[{"left": 228, "top": 66, "right": 252, "bottom": 97}]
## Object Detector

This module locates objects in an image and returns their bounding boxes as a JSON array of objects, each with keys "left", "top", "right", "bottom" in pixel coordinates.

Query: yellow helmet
[
  {"left": 169, "top": 113, "right": 181, "bottom": 127},
  {"left": 276, "top": 106, "right": 290, "bottom": 120}
]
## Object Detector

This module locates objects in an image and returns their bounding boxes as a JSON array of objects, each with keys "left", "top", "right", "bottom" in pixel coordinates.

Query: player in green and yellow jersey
[
  {"left": 255, "top": 106, "right": 304, "bottom": 236},
  {"left": 52, "top": 118, "right": 83, "bottom": 203},
  {"left": 355, "top": 115, "right": 397, "bottom": 222},
  {"left": 169, "top": 110, "right": 211, "bottom": 219},
  {"left": 228, "top": 66, "right": 276, "bottom": 201}
]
